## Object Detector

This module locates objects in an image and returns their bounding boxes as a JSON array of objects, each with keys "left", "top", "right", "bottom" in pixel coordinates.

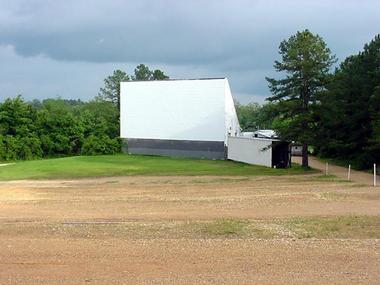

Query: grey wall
[
  {"left": 124, "top": 138, "right": 226, "bottom": 160},
  {"left": 227, "top": 136, "right": 272, "bottom": 167}
]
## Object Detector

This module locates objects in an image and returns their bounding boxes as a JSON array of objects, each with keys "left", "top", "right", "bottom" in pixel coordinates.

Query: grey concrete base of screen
[{"left": 122, "top": 138, "right": 226, "bottom": 160}]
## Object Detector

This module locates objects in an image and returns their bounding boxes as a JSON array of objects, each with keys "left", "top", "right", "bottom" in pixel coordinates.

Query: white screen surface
[{"left": 120, "top": 79, "right": 227, "bottom": 141}]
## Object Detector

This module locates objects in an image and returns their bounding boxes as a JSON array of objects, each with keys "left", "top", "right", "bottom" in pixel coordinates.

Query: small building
[
  {"left": 120, "top": 78, "right": 240, "bottom": 159},
  {"left": 228, "top": 132, "right": 291, "bottom": 168}
]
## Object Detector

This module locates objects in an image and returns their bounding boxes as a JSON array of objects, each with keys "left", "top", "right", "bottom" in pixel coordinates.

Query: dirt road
[
  {"left": 0, "top": 175, "right": 379, "bottom": 284},
  {"left": 293, "top": 156, "right": 379, "bottom": 186}
]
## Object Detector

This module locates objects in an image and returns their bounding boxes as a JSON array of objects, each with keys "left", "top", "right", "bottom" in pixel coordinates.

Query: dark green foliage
[
  {"left": 0, "top": 96, "right": 42, "bottom": 160},
  {"left": 36, "top": 99, "right": 84, "bottom": 156},
  {"left": 235, "top": 102, "right": 277, "bottom": 131},
  {"left": 81, "top": 135, "right": 121, "bottom": 155},
  {"left": 0, "top": 95, "right": 38, "bottom": 136},
  {"left": 131, "top": 64, "right": 169, "bottom": 81},
  {"left": 314, "top": 35, "right": 380, "bottom": 169},
  {"left": 132, "top": 64, "right": 153, "bottom": 81},
  {"left": 80, "top": 100, "right": 119, "bottom": 138},
  {"left": 15, "top": 135, "right": 43, "bottom": 160},
  {"left": 266, "top": 30, "right": 336, "bottom": 167},
  {"left": 97, "top": 69, "right": 129, "bottom": 109},
  {"left": 152, "top": 69, "right": 169, "bottom": 80},
  {"left": 0, "top": 97, "right": 121, "bottom": 161},
  {"left": 258, "top": 33, "right": 379, "bottom": 170}
]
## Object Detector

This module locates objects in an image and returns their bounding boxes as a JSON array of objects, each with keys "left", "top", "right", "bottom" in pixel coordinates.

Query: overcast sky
[{"left": 1, "top": 0, "right": 379, "bottom": 104}]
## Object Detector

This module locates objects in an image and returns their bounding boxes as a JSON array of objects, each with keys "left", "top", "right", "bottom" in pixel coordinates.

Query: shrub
[{"left": 81, "top": 135, "right": 121, "bottom": 155}]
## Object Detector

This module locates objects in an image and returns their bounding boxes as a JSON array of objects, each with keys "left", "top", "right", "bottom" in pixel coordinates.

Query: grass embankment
[{"left": 0, "top": 154, "right": 310, "bottom": 180}]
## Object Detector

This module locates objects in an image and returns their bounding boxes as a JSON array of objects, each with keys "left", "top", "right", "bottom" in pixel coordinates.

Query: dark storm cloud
[
  {"left": 1, "top": 0, "right": 277, "bottom": 65},
  {"left": 0, "top": 0, "right": 379, "bottom": 102}
]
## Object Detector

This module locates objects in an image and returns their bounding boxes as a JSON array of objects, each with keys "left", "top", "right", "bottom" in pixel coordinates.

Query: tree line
[
  {"left": 0, "top": 64, "right": 168, "bottom": 161},
  {"left": 237, "top": 32, "right": 380, "bottom": 169}
]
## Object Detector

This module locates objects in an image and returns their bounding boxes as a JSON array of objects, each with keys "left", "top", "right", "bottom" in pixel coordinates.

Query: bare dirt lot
[{"left": 0, "top": 175, "right": 379, "bottom": 284}]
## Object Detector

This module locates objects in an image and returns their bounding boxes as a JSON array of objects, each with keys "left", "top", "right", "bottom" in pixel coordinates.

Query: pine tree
[
  {"left": 266, "top": 30, "right": 336, "bottom": 168},
  {"left": 98, "top": 70, "right": 129, "bottom": 109}
]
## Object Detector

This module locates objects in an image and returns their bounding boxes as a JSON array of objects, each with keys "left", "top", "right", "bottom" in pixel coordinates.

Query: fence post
[
  {"left": 348, "top": 164, "right": 351, "bottom": 181},
  {"left": 374, "top": 164, "right": 377, "bottom": 187},
  {"left": 325, "top": 162, "right": 329, "bottom": 176}
]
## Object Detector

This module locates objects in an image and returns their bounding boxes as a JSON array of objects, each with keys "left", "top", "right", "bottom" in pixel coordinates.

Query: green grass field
[{"left": 0, "top": 154, "right": 310, "bottom": 180}]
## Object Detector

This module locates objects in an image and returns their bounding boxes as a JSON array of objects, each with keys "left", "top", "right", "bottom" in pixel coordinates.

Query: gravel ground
[
  {"left": 0, "top": 175, "right": 379, "bottom": 284},
  {"left": 2, "top": 238, "right": 379, "bottom": 285}
]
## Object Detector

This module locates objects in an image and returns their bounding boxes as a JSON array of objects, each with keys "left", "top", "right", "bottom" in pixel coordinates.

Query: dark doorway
[{"left": 272, "top": 141, "right": 291, "bottom": 168}]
